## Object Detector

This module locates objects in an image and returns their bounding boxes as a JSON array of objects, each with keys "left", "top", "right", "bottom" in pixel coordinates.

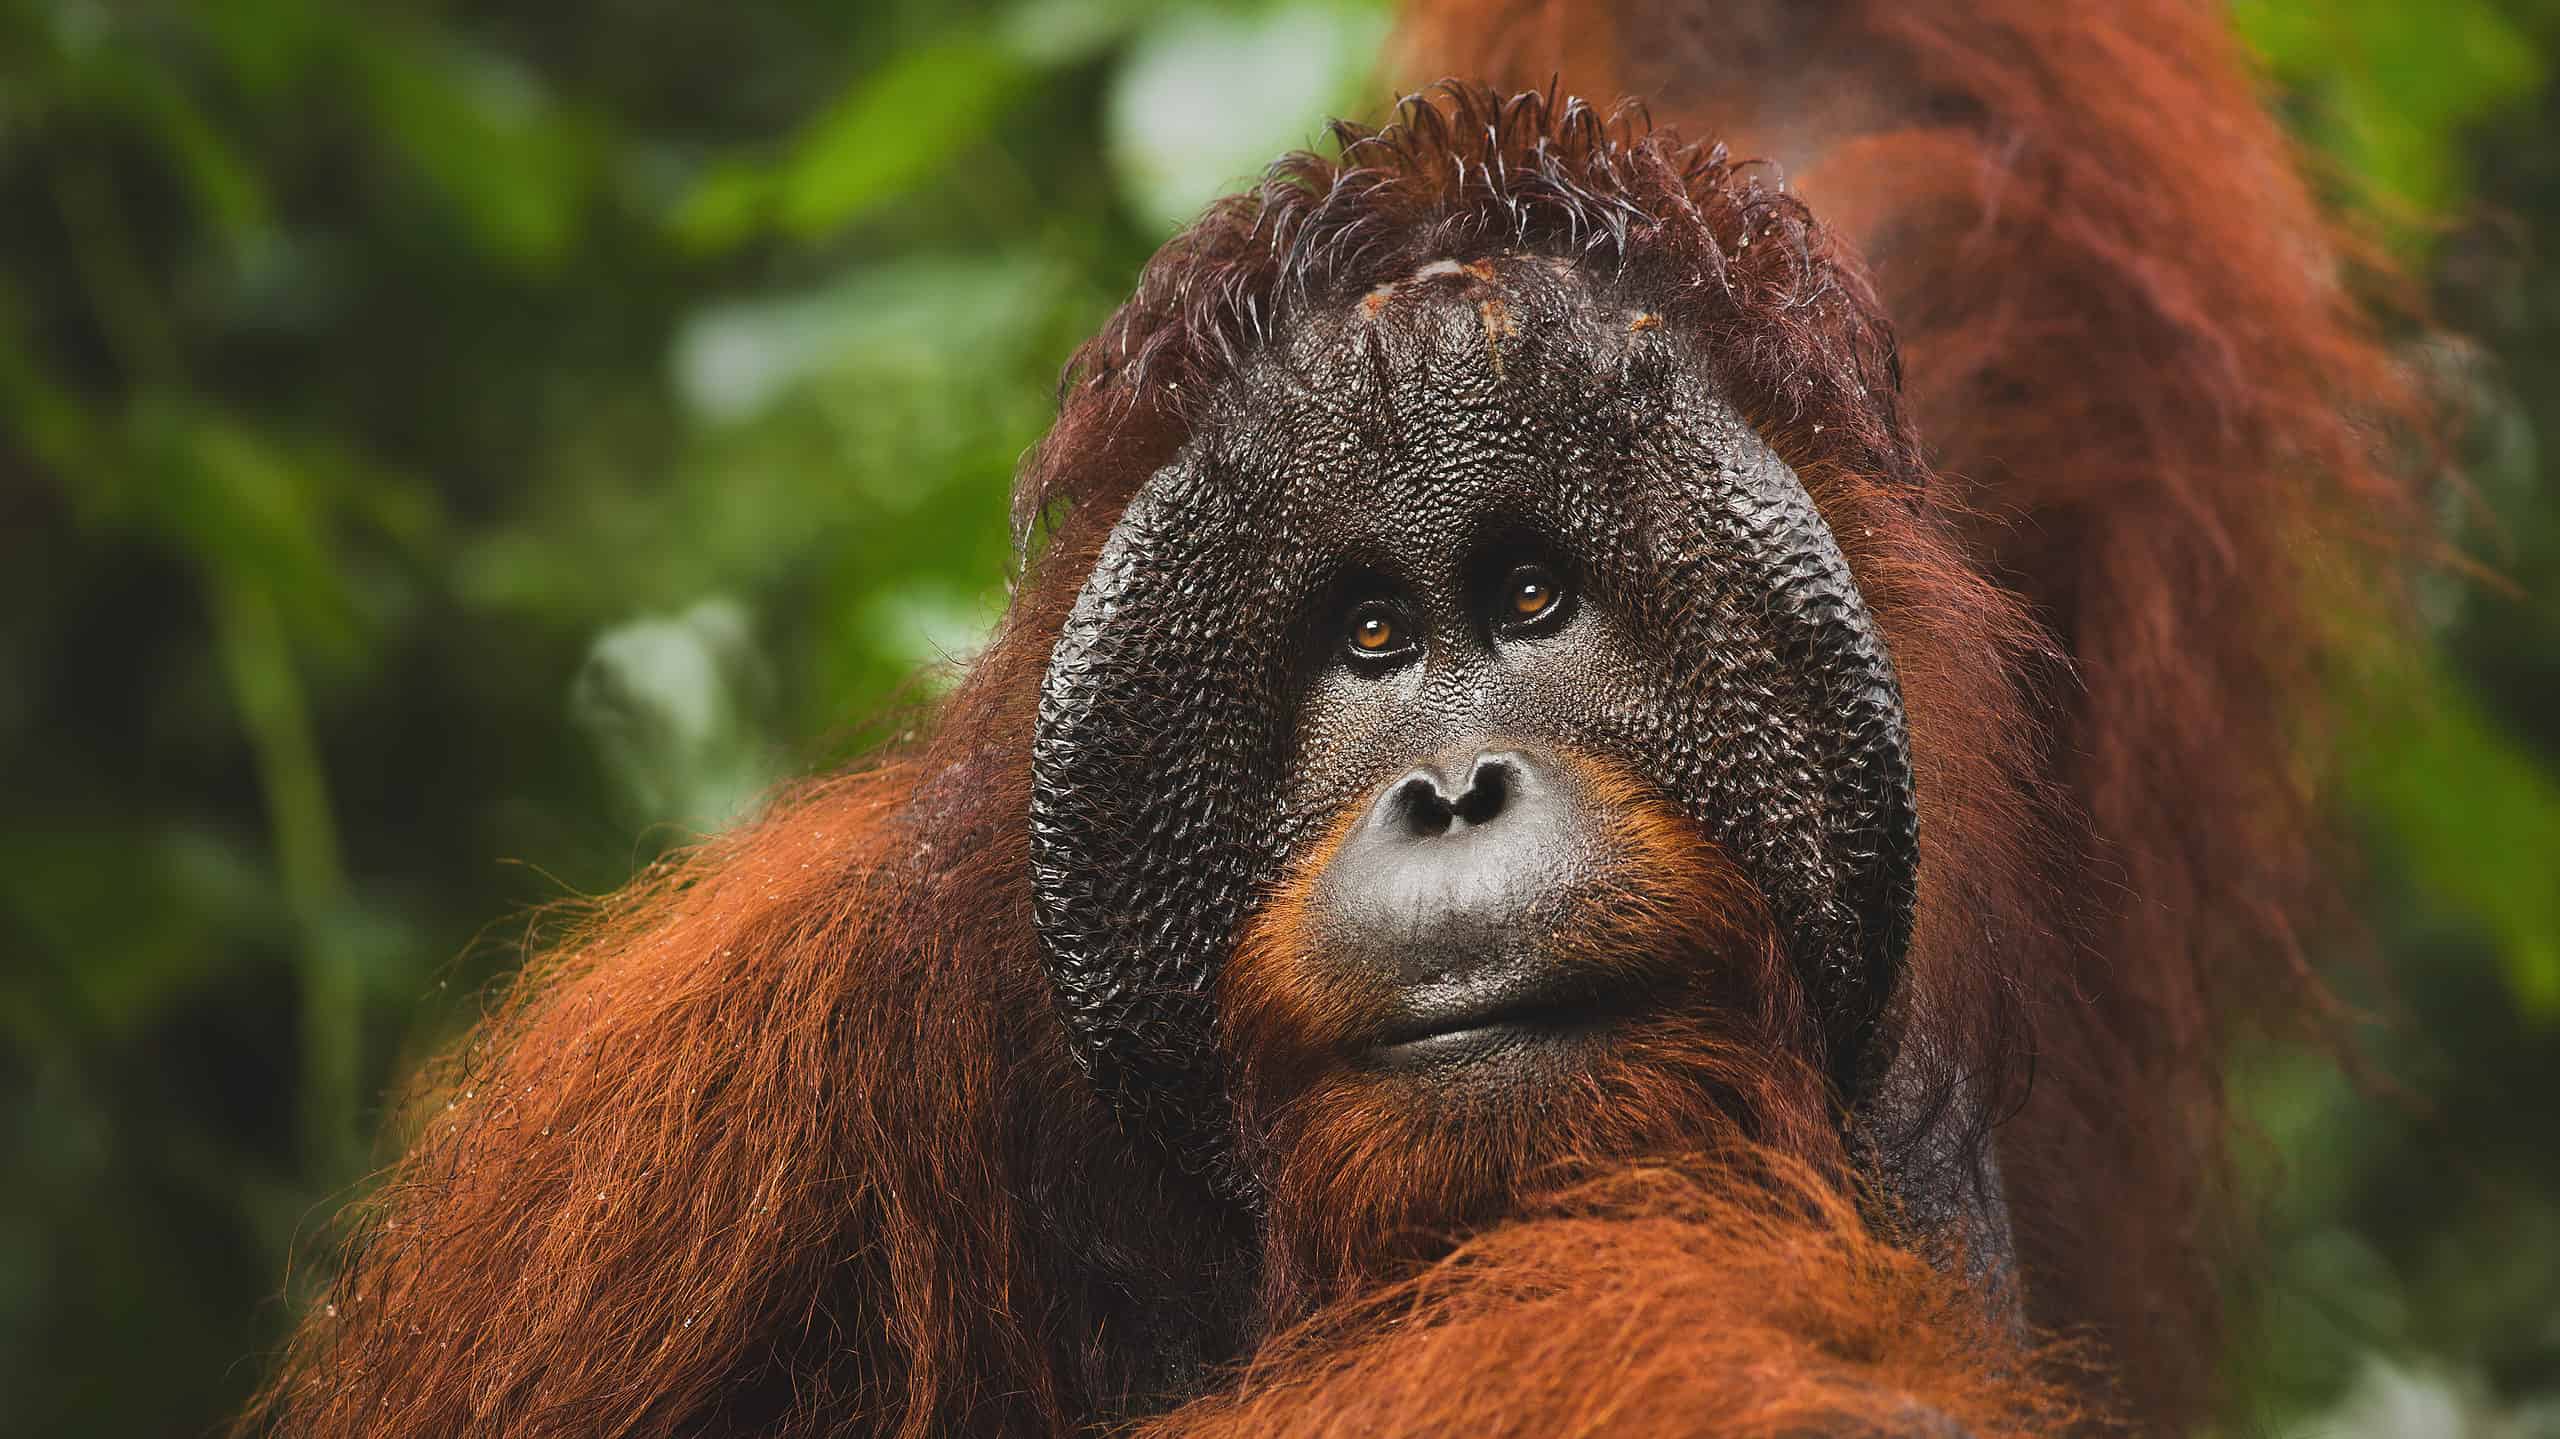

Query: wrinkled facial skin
[{"left": 1030, "top": 255, "right": 1916, "bottom": 1206}]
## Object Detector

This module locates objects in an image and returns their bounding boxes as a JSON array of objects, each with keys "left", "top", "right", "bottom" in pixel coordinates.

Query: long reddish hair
[{"left": 1133, "top": 1159, "right": 2097, "bottom": 1439}]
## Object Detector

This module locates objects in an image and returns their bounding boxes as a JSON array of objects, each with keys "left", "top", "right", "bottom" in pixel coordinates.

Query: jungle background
[{"left": 3, "top": 1, "right": 2557, "bottom": 1434}]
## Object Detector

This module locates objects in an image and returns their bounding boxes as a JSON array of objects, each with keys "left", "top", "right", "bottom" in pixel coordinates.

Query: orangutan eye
[
  {"left": 1344, "top": 601, "right": 1414, "bottom": 662},
  {"left": 1499, "top": 563, "right": 1568, "bottom": 630}
]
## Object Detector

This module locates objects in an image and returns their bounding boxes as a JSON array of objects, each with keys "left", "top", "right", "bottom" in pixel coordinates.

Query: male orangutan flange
[{"left": 246, "top": 3, "right": 2426, "bottom": 1436}]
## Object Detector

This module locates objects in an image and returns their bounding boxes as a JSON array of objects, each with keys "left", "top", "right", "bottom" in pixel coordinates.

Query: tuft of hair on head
[{"left": 1012, "top": 81, "right": 1922, "bottom": 559}]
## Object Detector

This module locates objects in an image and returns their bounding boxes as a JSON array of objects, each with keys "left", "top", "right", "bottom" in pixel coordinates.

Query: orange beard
[{"left": 1222, "top": 752, "right": 1846, "bottom": 1326}]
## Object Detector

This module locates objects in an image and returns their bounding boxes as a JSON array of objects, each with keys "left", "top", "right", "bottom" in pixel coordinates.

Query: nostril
[
  {"left": 1375, "top": 753, "right": 1536, "bottom": 840},
  {"left": 1452, "top": 757, "right": 1513, "bottom": 827},
  {"left": 1388, "top": 772, "right": 1458, "bottom": 838}
]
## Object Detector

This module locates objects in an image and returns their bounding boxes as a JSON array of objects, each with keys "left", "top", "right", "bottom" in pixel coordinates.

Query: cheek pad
[
  {"left": 1606, "top": 392, "right": 1918, "bottom": 1092},
  {"left": 1030, "top": 460, "right": 1308, "bottom": 1198},
  {"left": 1031, "top": 383, "right": 1915, "bottom": 1198}
]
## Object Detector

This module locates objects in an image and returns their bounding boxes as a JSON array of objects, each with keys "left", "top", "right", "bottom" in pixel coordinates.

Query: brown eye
[
  {"left": 1345, "top": 602, "right": 1408, "bottom": 659},
  {"left": 1504, "top": 564, "right": 1564, "bottom": 625}
]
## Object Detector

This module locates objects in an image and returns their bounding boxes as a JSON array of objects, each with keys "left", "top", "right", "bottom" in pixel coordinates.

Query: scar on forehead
[
  {"left": 1409, "top": 257, "right": 1500, "bottom": 283},
  {"left": 1356, "top": 256, "right": 1510, "bottom": 318}
]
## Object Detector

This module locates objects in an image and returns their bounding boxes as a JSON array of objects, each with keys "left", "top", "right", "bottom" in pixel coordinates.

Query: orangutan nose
[
  {"left": 1377, "top": 750, "right": 1529, "bottom": 838},
  {"left": 1311, "top": 746, "right": 1597, "bottom": 999}
]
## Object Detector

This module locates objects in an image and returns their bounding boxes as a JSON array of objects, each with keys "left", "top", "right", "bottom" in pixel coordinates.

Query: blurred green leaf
[
  {"left": 136, "top": 403, "right": 366, "bottom": 663},
  {"left": 2350, "top": 665, "right": 2560, "bottom": 1017},
  {"left": 2236, "top": 0, "right": 2545, "bottom": 231},
  {"left": 351, "top": 31, "right": 591, "bottom": 268},
  {"left": 0, "top": 281, "right": 99, "bottom": 475},
  {"left": 860, "top": 579, "right": 1000, "bottom": 680},
  {"left": 672, "top": 251, "right": 1062, "bottom": 421},
  {"left": 1105, "top": 0, "right": 1391, "bottom": 229},
  {"left": 0, "top": 826, "right": 275, "bottom": 1046},
  {"left": 77, "top": 54, "right": 272, "bottom": 248},
  {"left": 2303, "top": 1357, "right": 2530, "bottom": 1439},
  {"left": 999, "top": 0, "right": 1156, "bottom": 66},
  {"left": 774, "top": 38, "right": 1027, "bottom": 241},
  {"left": 571, "top": 597, "right": 781, "bottom": 832},
  {"left": 195, "top": 0, "right": 337, "bottom": 100},
  {"left": 676, "top": 36, "right": 1030, "bottom": 253},
  {"left": 668, "top": 0, "right": 1178, "bottom": 255}
]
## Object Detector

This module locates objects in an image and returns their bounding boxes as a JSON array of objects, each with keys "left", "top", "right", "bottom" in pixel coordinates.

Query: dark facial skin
[
  {"left": 1031, "top": 253, "right": 1916, "bottom": 1201},
  {"left": 1290, "top": 531, "right": 1662, "bottom": 1076}
]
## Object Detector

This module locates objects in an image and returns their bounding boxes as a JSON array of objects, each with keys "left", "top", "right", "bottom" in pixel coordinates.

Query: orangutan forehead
[
  {"left": 1272, "top": 251, "right": 1669, "bottom": 384},
  {"left": 1359, "top": 252, "right": 1661, "bottom": 326},
  {"left": 1178, "top": 253, "right": 1694, "bottom": 480}
]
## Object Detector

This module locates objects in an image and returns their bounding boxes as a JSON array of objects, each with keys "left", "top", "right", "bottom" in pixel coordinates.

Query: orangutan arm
[{"left": 1148, "top": 1163, "right": 2095, "bottom": 1439}]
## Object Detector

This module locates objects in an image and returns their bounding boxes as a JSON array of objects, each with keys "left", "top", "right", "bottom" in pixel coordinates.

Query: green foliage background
[{"left": 0, "top": 2, "right": 2553, "bottom": 1433}]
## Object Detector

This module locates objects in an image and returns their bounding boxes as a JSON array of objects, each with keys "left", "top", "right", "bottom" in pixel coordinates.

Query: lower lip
[{"left": 1367, "top": 1007, "right": 1624, "bottom": 1069}]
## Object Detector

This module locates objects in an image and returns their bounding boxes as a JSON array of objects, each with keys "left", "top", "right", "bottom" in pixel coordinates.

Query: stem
[
  {"left": 209, "top": 571, "right": 359, "bottom": 1173},
  {"left": 50, "top": 147, "right": 366, "bottom": 1174}
]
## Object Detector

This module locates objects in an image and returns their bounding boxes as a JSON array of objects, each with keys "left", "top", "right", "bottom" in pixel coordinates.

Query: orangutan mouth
[{"left": 1363, "top": 966, "right": 1644, "bottom": 1068}]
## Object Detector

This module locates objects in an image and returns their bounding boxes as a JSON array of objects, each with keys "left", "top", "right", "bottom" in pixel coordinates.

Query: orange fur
[
  {"left": 243, "top": 581, "right": 1266, "bottom": 1436},
  {"left": 242, "top": 765, "right": 1081, "bottom": 1436},
  {"left": 1140, "top": 1159, "right": 2097, "bottom": 1439}
]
